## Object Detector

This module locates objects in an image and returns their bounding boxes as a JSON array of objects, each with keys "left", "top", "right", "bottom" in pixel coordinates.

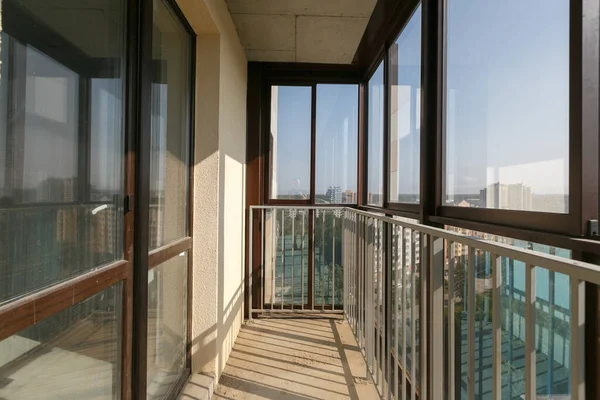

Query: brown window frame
[
  {"left": 0, "top": 0, "right": 196, "bottom": 399},
  {"left": 261, "top": 65, "right": 362, "bottom": 206},
  {"left": 352, "top": 0, "right": 600, "bottom": 397},
  {"left": 433, "top": 0, "right": 591, "bottom": 237},
  {"left": 131, "top": 0, "right": 196, "bottom": 397},
  {"left": 353, "top": 0, "right": 599, "bottom": 241},
  {"left": 385, "top": 4, "right": 424, "bottom": 215}
]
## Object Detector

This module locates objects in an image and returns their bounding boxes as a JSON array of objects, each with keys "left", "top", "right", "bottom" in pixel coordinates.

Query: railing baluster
[
  {"left": 571, "top": 277, "right": 585, "bottom": 400},
  {"left": 281, "top": 209, "right": 285, "bottom": 310},
  {"left": 492, "top": 253, "right": 501, "bottom": 400},
  {"left": 322, "top": 211, "right": 325, "bottom": 310},
  {"left": 360, "top": 215, "right": 365, "bottom": 353},
  {"left": 448, "top": 241, "right": 455, "bottom": 400},
  {"left": 430, "top": 234, "right": 444, "bottom": 399},
  {"left": 271, "top": 209, "right": 275, "bottom": 311},
  {"left": 346, "top": 214, "right": 349, "bottom": 319},
  {"left": 467, "top": 246, "right": 475, "bottom": 400},
  {"left": 301, "top": 211, "right": 305, "bottom": 310},
  {"left": 261, "top": 210, "right": 265, "bottom": 311},
  {"left": 401, "top": 227, "right": 407, "bottom": 400},
  {"left": 525, "top": 264, "right": 536, "bottom": 400},
  {"left": 343, "top": 213, "right": 347, "bottom": 315},
  {"left": 384, "top": 222, "right": 396, "bottom": 400},
  {"left": 410, "top": 229, "right": 416, "bottom": 400},
  {"left": 380, "top": 220, "right": 385, "bottom": 393},
  {"left": 394, "top": 226, "right": 399, "bottom": 400},
  {"left": 372, "top": 218, "right": 377, "bottom": 376},
  {"left": 366, "top": 219, "right": 375, "bottom": 375},
  {"left": 351, "top": 215, "right": 355, "bottom": 328},
  {"left": 291, "top": 211, "right": 295, "bottom": 309},
  {"left": 332, "top": 214, "right": 336, "bottom": 309},
  {"left": 378, "top": 220, "right": 383, "bottom": 390},
  {"left": 420, "top": 232, "right": 428, "bottom": 400},
  {"left": 383, "top": 222, "right": 387, "bottom": 396},
  {"left": 249, "top": 208, "right": 253, "bottom": 319},
  {"left": 354, "top": 219, "right": 358, "bottom": 325},
  {"left": 367, "top": 218, "right": 373, "bottom": 375},
  {"left": 375, "top": 220, "right": 380, "bottom": 388}
]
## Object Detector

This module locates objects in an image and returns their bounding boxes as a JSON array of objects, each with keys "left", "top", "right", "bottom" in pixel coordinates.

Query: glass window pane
[
  {"left": 0, "top": 0, "right": 126, "bottom": 304},
  {"left": 368, "top": 63, "right": 384, "bottom": 206},
  {"left": 147, "top": 253, "right": 188, "bottom": 399},
  {"left": 0, "top": 283, "right": 123, "bottom": 399},
  {"left": 443, "top": 227, "right": 573, "bottom": 398},
  {"left": 315, "top": 84, "right": 358, "bottom": 204},
  {"left": 269, "top": 86, "right": 312, "bottom": 200},
  {"left": 389, "top": 5, "right": 421, "bottom": 204},
  {"left": 313, "top": 209, "right": 343, "bottom": 306},
  {"left": 149, "top": 0, "right": 192, "bottom": 249},
  {"left": 444, "top": 1, "right": 569, "bottom": 213}
]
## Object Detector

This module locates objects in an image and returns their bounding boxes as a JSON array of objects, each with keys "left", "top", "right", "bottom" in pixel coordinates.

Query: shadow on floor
[{"left": 213, "top": 316, "right": 379, "bottom": 400}]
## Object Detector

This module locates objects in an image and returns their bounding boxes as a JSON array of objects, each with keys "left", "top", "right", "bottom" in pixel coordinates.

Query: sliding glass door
[
  {"left": 0, "top": 0, "right": 195, "bottom": 398},
  {"left": 146, "top": 0, "right": 193, "bottom": 398},
  {"left": 0, "top": 0, "right": 127, "bottom": 398}
]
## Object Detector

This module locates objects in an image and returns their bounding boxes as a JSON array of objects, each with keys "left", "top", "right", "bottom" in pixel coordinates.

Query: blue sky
[
  {"left": 368, "top": 64, "right": 384, "bottom": 197},
  {"left": 315, "top": 84, "right": 358, "bottom": 194},
  {"left": 272, "top": 0, "right": 569, "bottom": 200},
  {"left": 273, "top": 85, "right": 358, "bottom": 196},
  {"left": 445, "top": 0, "right": 569, "bottom": 197},
  {"left": 271, "top": 86, "right": 312, "bottom": 196}
]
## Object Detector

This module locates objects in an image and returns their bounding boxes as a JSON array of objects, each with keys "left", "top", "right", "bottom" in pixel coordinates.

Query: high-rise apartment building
[
  {"left": 326, "top": 186, "right": 342, "bottom": 203},
  {"left": 481, "top": 182, "right": 533, "bottom": 210},
  {"left": 342, "top": 190, "right": 357, "bottom": 204}
]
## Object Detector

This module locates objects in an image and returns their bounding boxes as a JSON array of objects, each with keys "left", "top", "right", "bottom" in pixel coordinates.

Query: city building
[
  {"left": 342, "top": 189, "right": 357, "bottom": 204},
  {"left": 326, "top": 186, "right": 342, "bottom": 203},
  {"left": 480, "top": 182, "right": 533, "bottom": 210}
]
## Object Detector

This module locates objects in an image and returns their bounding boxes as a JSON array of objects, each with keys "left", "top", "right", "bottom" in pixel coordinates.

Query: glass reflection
[
  {"left": 147, "top": 253, "right": 188, "bottom": 399},
  {"left": 444, "top": 1, "right": 569, "bottom": 213},
  {"left": 269, "top": 86, "right": 312, "bottom": 200},
  {"left": 315, "top": 84, "right": 358, "bottom": 204},
  {"left": 0, "top": 0, "right": 126, "bottom": 304},
  {"left": 149, "top": 0, "right": 192, "bottom": 249},
  {"left": 0, "top": 283, "right": 123, "bottom": 399},
  {"left": 444, "top": 230, "right": 573, "bottom": 398},
  {"left": 367, "top": 63, "right": 384, "bottom": 206},
  {"left": 389, "top": 5, "right": 421, "bottom": 204}
]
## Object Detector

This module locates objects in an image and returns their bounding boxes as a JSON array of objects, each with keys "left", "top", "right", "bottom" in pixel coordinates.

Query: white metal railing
[
  {"left": 343, "top": 207, "right": 599, "bottom": 400},
  {"left": 248, "top": 206, "right": 345, "bottom": 314},
  {"left": 249, "top": 206, "right": 600, "bottom": 399}
]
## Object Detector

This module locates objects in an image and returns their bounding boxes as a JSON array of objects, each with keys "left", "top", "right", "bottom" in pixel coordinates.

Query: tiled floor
[{"left": 213, "top": 316, "right": 379, "bottom": 400}]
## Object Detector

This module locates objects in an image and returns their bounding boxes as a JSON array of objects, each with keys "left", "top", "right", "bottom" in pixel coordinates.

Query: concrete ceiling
[{"left": 225, "top": 0, "right": 377, "bottom": 64}]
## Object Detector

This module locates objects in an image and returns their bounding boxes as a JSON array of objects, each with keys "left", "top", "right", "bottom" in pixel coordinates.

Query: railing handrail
[
  {"left": 250, "top": 205, "right": 595, "bottom": 399},
  {"left": 250, "top": 205, "right": 600, "bottom": 285},
  {"left": 249, "top": 205, "right": 345, "bottom": 210}
]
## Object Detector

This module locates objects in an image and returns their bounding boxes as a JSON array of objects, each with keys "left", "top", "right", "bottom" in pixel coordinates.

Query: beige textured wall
[{"left": 176, "top": 0, "right": 247, "bottom": 380}]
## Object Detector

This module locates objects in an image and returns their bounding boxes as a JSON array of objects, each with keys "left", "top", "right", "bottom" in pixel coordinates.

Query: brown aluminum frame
[
  {"left": 0, "top": 0, "right": 196, "bottom": 399},
  {"left": 264, "top": 82, "right": 312, "bottom": 205},
  {"left": 435, "top": 0, "right": 595, "bottom": 237},
  {"left": 352, "top": 0, "right": 600, "bottom": 398},
  {"left": 137, "top": 0, "right": 196, "bottom": 398},
  {"left": 355, "top": 0, "right": 600, "bottom": 244},
  {"left": 246, "top": 63, "right": 361, "bottom": 315},
  {"left": 262, "top": 64, "right": 361, "bottom": 206},
  {"left": 244, "top": 0, "right": 600, "bottom": 395},
  {"left": 363, "top": 55, "right": 386, "bottom": 208},
  {"left": 386, "top": 4, "right": 426, "bottom": 216}
]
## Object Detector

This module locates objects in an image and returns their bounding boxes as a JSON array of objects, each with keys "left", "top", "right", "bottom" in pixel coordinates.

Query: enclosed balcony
[{"left": 1, "top": 0, "right": 600, "bottom": 399}]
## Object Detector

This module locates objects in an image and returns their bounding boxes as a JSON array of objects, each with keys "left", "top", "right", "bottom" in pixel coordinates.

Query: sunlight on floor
[{"left": 213, "top": 316, "right": 378, "bottom": 400}]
